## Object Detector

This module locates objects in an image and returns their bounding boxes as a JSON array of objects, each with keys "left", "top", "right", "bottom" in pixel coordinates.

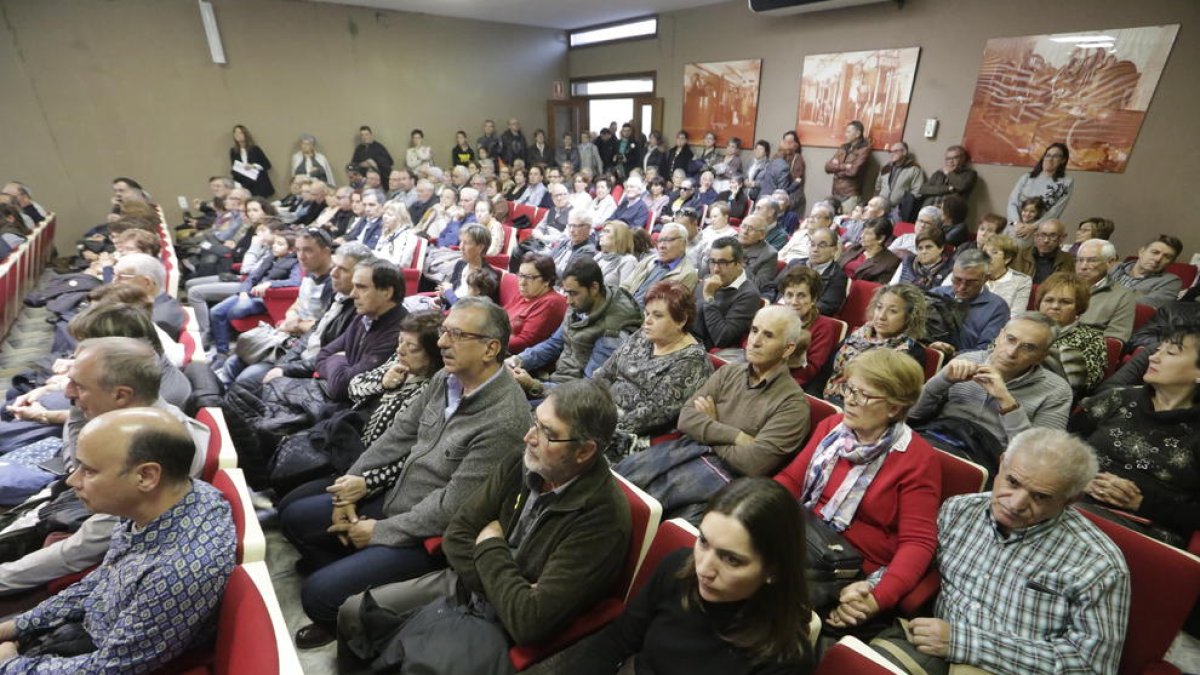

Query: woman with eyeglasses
[
  {"left": 595, "top": 220, "right": 639, "bottom": 290},
  {"left": 1007, "top": 142, "right": 1073, "bottom": 226},
  {"left": 837, "top": 217, "right": 899, "bottom": 284},
  {"left": 506, "top": 253, "right": 568, "bottom": 354},
  {"left": 1036, "top": 272, "right": 1106, "bottom": 398},
  {"left": 777, "top": 266, "right": 841, "bottom": 386},
  {"left": 1064, "top": 216, "right": 1115, "bottom": 256},
  {"left": 777, "top": 348, "right": 939, "bottom": 626},
  {"left": 818, "top": 284, "right": 928, "bottom": 403}
]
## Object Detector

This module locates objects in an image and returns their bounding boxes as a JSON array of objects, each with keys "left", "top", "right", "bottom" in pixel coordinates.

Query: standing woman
[
  {"left": 291, "top": 134, "right": 337, "bottom": 187},
  {"left": 713, "top": 137, "right": 744, "bottom": 193},
  {"left": 1007, "top": 142, "right": 1073, "bottom": 225},
  {"left": 230, "top": 124, "right": 274, "bottom": 197},
  {"left": 694, "top": 131, "right": 721, "bottom": 176},
  {"left": 450, "top": 130, "right": 475, "bottom": 167},
  {"left": 667, "top": 130, "right": 695, "bottom": 176},
  {"left": 406, "top": 129, "right": 433, "bottom": 173}
]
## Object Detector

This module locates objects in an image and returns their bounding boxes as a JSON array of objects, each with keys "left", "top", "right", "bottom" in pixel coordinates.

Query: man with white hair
[
  {"left": 875, "top": 141, "right": 925, "bottom": 221},
  {"left": 889, "top": 205, "right": 943, "bottom": 257},
  {"left": 621, "top": 221, "right": 698, "bottom": 304},
  {"left": 608, "top": 175, "right": 650, "bottom": 229},
  {"left": 875, "top": 428, "right": 1129, "bottom": 675},
  {"left": 1013, "top": 219, "right": 1074, "bottom": 284},
  {"left": 114, "top": 252, "right": 185, "bottom": 340},
  {"left": 1075, "top": 239, "right": 1136, "bottom": 341},
  {"left": 841, "top": 195, "right": 889, "bottom": 249},
  {"left": 435, "top": 187, "right": 480, "bottom": 248},
  {"left": 409, "top": 179, "right": 437, "bottom": 223}
]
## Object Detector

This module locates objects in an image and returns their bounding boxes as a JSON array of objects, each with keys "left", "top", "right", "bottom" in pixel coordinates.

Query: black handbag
[{"left": 803, "top": 510, "right": 864, "bottom": 612}]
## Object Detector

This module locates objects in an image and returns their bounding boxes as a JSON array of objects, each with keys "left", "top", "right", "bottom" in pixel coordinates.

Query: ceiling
[{"left": 306, "top": 0, "right": 730, "bottom": 30}]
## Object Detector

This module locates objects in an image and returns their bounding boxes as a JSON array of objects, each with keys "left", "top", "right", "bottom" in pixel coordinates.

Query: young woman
[
  {"left": 405, "top": 129, "right": 433, "bottom": 173},
  {"left": 229, "top": 124, "right": 274, "bottom": 197},
  {"left": 450, "top": 130, "right": 475, "bottom": 167},
  {"left": 667, "top": 130, "right": 695, "bottom": 176},
  {"left": 1007, "top": 142, "right": 1073, "bottom": 225}
]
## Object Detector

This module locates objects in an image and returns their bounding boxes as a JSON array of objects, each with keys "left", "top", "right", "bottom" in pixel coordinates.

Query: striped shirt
[{"left": 935, "top": 493, "right": 1129, "bottom": 675}]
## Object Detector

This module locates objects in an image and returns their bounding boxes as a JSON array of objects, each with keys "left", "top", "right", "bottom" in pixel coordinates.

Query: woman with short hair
[
  {"left": 838, "top": 217, "right": 900, "bottom": 283},
  {"left": 594, "top": 220, "right": 638, "bottom": 290},
  {"left": 891, "top": 226, "right": 952, "bottom": 290},
  {"left": 1065, "top": 216, "right": 1115, "bottom": 256},
  {"left": 1037, "top": 272, "right": 1106, "bottom": 397},
  {"left": 777, "top": 266, "right": 841, "bottom": 385},
  {"left": 505, "top": 253, "right": 568, "bottom": 354},
  {"left": 406, "top": 129, "right": 433, "bottom": 173},
  {"left": 981, "top": 233, "right": 1033, "bottom": 317}
]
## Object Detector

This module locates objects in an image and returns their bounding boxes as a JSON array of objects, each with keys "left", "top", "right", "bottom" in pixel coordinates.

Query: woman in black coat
[{"left": 230, "top": 124, "right": 275, "bottom": 198}]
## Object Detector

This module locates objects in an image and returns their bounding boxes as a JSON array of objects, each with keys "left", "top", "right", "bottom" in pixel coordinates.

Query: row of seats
[{"left": 0, "top": 217, "right": 55, "bottom": 343}]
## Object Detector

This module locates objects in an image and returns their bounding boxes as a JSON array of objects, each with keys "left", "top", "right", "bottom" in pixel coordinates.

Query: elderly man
[
  {"left": 549, "top": 217, "right": 597, "bottom": 281},
  {"left": 609, "top": 175, "right": 650, "bottom": 229},
  {"left": 736, "top": 214, "right": 780, "bottom": 290},
  {"left": 776, "top": 203, "right": 836, "bottom": 266},
  {"left": 1108, "top": 234, "right": 1184, "bottom": 308},
  {"left": 435, "top": 187, "right": 480, "bottom": 248},
  {"left": 753, "top": 197, "right": 789, "bottom": 250},
  {"left": 693, "top": 237, "right": 761, "bottom": 351},
  {"left": 113, "top": 252, "right": 185, "bottom": 340},
  {"left": 1075, "top": 239, "right": 1136, "bottom": 341},
  {"left": 911, "top": 312, "right": 1072, "bottom": 456},
  {"left": 0, "top": 408, "right": 235, "bottom": 673},
  {"left": 617, "top": 305, "right": 810, "bottom": 520},
  {"left": 876, "top": 141, "right": 925, "bottom": 220},
  {"left": 281, "top": 297, "right": 530, "bottom": 648},
  {"left": 919, "top": 145, "right": 978, "bottom": 207},
  {"left": 2, "top": 181, "right": 48, "bottom": 225},
  {"left": 337, "top": 380, "right": 632, "bottom": 669},
  {"left": 824, "top": 120, "right": 871, "bottom": 211},
  {"left": 622, "top": 222, "right": 698, "bottom": 304},
  {"left": 0, "top": 339, "right": 210, "bottom": 602},
  {"left": 878, "top": 428, "right": 1129, "bottom": 675},
  {"left": 840, "top": 195, "right": 889, "bottom": 249},
  {"left": 350, "top": 125, "right": 393, "bottom": 179},
  {"left": 511, "top": 259, "right": 642, "bottom": 391},
  {"left": 529, "top": 182, "right": 573, "bottom": 246},
  {"left": 889, "top": 206, "right": 943, "bottom": 257},
  {"left": 926, "top": 250, "right": 1010, "bottom": 357},
  {"left": 408, "top": 179, "right": 437, "bottom": 223},
  {"left": 1012, "top": 219, "right": 1074, "bottom": 284}
]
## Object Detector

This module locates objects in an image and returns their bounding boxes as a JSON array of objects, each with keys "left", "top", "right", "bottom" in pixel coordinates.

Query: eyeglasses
[
  {"left": 529, "top": 411, "right": 579, "bottom": 444},
  {"left": 843, "top": 384, "right": 889, "bottom": 406},
  {"left": 1076, "top": 256, "right": 1105, "bottom": 266},
  {"left": 707, "top": 258, "right": 737, "bottom": 267},
  {"left": 517, "top": 273, "right": 543, "bottom": 282},
  {"left": 658, "top": 236, "right": 683, "bottom": 244},
  {"left": 437, "top": 326, "right": 495, "bottom": 343},
  {"left": 812, "top": 242, "right": 835, "bottom": 249},
  {"left": 1034, "top": 232, "right": 1064, "bottom": 240}
]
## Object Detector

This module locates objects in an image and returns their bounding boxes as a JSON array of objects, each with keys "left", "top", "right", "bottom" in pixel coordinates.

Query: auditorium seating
[
  {"left": 0, "top": 217, "right": 53, "bottom": 343},
  {"left": 837, "top": 280, "right": 881, "bottom": 331},
  {"left": 814, "top": 636, "right": 905, "bottom": 674}
]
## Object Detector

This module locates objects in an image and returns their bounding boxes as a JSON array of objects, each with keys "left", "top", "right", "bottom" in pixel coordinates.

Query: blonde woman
[
  {"left": 594, "top": 220, "right": 639, "bottom": 290},
  {"left": 375, "top": 201, "right": 420, "bottom": 267}
]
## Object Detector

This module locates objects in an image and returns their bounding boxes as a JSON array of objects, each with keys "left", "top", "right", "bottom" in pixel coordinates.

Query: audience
[
  {"left": 1013, "top": 218, "right": 1074, "bottom": 284},
  {"left": 1064, "top": 216, "right": 1115, "bottom": 256},
  {"left": 292, "top": 134, "right": 337, "bottom": 186},
  {"left": 594, "top": 220, "right": 639, "bottom": 290},
  {"left": 693, "top": 236, "right": 761, "bottom": 352},
  {"left": 824, "top": 121, "right": 871, "bottom": 212},
  {"left": 1005, "top": 196, "right": 1045, "bottom": 248},
  {"left": 622, "top": 222, "right": 699, "bottom": 304},
  {"left": 839, "top": 217, "right": 899, "bottom": 284},
  {"left": 926, "top": 250, "right": 1009, "bottom": 358},
  {"left": 734, "top": 214, "right": 779, "bottom": 290},
  {"left": 1006, "top": 142, "right": 1074, "bottom": 225},
  {"left": 980, "top": 233, "right": 1033, "bottom": 317},
  {"left": 890, "top": 224, "right": 952, "bottom": 290},
  {"left": 919, "top": 144, "right": 977, "bottom": 207},
  {"left": 875, "top": 141, "right": 925, "bottom": 221},
  {"left": 506, "top": 253, "right": 568, "bottom": 353},
  {"left": 820, "top": 283, "right": 928, "bottom": 403}
]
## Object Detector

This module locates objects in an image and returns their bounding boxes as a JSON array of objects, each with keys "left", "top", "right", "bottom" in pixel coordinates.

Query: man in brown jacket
[{"left": 824, "top": 120, "right": 871, "bottom": 212}]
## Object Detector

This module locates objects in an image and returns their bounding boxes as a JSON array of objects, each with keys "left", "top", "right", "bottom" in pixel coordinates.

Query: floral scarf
[{"left": 800, "top": 421, "right": 910, "bottom": 532}]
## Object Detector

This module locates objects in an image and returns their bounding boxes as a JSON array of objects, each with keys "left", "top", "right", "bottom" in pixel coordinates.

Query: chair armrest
[{"left": 423, "top": 536, "right": 444, "bottom": 556}]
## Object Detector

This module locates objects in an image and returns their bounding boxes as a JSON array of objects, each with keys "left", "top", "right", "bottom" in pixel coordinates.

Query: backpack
[{"left": 922, "top": 290, "right": 969, "bottom": 347}]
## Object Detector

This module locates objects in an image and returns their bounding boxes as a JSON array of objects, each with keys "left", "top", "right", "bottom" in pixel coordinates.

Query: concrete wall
[{"left": 568, "top": 0, "right": 1199, "bottom": 259}]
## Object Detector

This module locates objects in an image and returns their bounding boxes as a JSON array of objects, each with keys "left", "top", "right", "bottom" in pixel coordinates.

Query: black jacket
[{"left": 229, "top": 145, "right": 275, "bottom": 197}]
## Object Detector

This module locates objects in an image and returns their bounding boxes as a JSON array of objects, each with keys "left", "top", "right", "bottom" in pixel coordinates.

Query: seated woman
[
  {"left": 777, "top": 348, "right": 939, "bottom": 623},
  {"left": 1069, "top": 323, "right": 1200, "bottom": 547},
  {"left": 838, "top": 217, "right": 899, "bottom": 284},
  {"left": 503, "top": 167, "right": 529, "bottom": 202},
  {"left": 778, "top": 266, "right": 841, "bottom": 386},
  {"left": 594, "top": 220, "right": 638, "bottom": 290},
  {"left": 473, "top": 198, "right": 506, "bottom": 257},
  {"left": 539, "top": 478, "right": 813, "bottom": 675},
  {"left": 890, "top": 226, "right": 952, "bottom": 290},
  {"left": 568, "top": 173, "right": 594, "bottom": 213},
  {"left": 1064, "top": 216, "right": 1115, "bottom": 256},
  {"left": 818, "top": 284, "right": 927, "bottom": 404},
  {"left": 208, "top": 230, "right": 301, "bottom": 358},
  {"left": 415, "top": 186, "right": 458, "bottom": 242},
  {"left": 374, "top": 201, "right": 420, "bottom": 267},
  {"left": 586, "top": 177, "right": 617, "bottom": 225},
  {"left": 436, "top": 224, "right": 500, "bottom": 306},
  {"left": 980, "top": 233, "right": 1032, "bottom": 317},
  {"left": 506, "top": 253, "right": 568, "bottom": 354},
  {"left": 643, "top": 176, "right": 670, "bottom": 220},
  {"left": 593, "top": 280, "right": 712, "bottom": 438},
  {"left": 1037, "top": 272, "right": 1106, "bottom": 397},
  {"left": 694, "top": 202, "right": 739, "bottom": 267}
]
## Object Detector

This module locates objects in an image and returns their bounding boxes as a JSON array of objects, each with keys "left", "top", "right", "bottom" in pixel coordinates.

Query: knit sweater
[
  {"left": 1108, "top": 261, "right": 1183, "bottom": 309},
  {"left": 505, "top": 290, "right": 568, "bottom": 354}
]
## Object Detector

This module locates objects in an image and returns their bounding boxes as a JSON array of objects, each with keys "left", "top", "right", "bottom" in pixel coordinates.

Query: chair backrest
[
  {"left": 409, "top": 237, "right": 427, "bottom": 270},
  {"left": 837, "top": 280, "right": 881, "bottom": 330},
  {"left": 211, "top": 468, "right": 266, "bottom": 564},
  {"left": 1076, "top": 508, "right": 1200, "bottom": 675},
  {"left": 1027, "top": 283, "right": 1039, "bottom": 310},
  {"left": 708, "top": 353, "right": 728, "bottom": 370},
  {"left": 814, "top": 636, "right": 906, "bottom": 674},
  {"left": 628, "top": 518, "right": 699, "bottom": 601},
  {"left": 1133, "top": 304, "right": 1156, "bottom": 332},
  {"left": 195, "top": 406, "right": 239, "bottom": 474},
  {"left": 498, "top": 271, "right": 521, "bottom": 306},
  {"left": 805, "top": 394, "right": 842, "bottom": 433},
  {"left": 893, "top": 221, "right": 916, "bottom": 236},
  {"left": 922, "top": 346, "right": 944, "bottom": 382},
  {"left": 262, "top": 286, "right": 301, "bottom": 324},
  {"left": 611, "top": 472, "right": 664, "bottom": 601},
  {"left": 932, "top": 448, "right": 987, "bottom": 502},
  {"left": 214, "top": 562, "right": 303, "bottom": 675},
  {"left": 1103, "top": 337, "right": 1124, "bottom": 379},
  {"left": 829, "top": 317, "right": 850, "bottom": 344},
  {"left": 501, "top": 225, "right": 516, "bottom": 256},
  {"left": 1123, "top": 257, "right": 1198, "bottom": 290}
]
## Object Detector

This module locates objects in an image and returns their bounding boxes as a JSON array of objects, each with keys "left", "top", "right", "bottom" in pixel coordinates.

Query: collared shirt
[
  {"left": 508, "top": 469, "right": 580, "bottom": 550},
  {"left": 1108, "top": 260, "right": 1182, "bottom": 309},
  {"left": 445, "top": 365, "right": 505, "bottom": 420},
  {"left": 633, "top": 255, "right": 682, "bottom": 303},
  {"left": 935, "top": 493, "right": 1129, "bottom": 675},
  {"left": 4, "top": 481, "right": 236, "bottom": 674}
]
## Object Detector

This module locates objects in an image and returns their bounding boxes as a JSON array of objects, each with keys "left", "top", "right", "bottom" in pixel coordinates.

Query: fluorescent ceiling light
[{"left": 570, "top": 17, "right": 657, "bottom": 47}]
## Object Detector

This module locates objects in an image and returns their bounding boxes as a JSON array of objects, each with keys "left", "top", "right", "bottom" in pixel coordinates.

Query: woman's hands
[
  {"left": 825, "top": 581, "right": 880, "bottom": 629},
  {"left": 1087, "top": 473, "right": 1143, "bottom": 511}
]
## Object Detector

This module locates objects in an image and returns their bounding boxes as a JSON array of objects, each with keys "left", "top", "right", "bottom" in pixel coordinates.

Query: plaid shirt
[{"left": 935, "top": 493, "right": 1130, "bottom": 675}]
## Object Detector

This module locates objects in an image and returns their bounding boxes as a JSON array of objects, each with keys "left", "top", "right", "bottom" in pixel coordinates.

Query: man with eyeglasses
[
  {"left": 549, "top": 213, "right": 597, "bottom": 281},
  {"left": 735, "top": 214, "right": 780, "bottom": 291},
  {"left": 1075, "top": 239, "right": 1135, "bottom": 341},
  {"left": 840, "top": 196, "right": 889, "bottom": 250},
  {"left": 772, "top": 222, "right": 847, "bottom": 314},
  {"left": 919, "top": 144, "right": 978, "bottom": 208},
  {"left": 622, "top": 222, "right": 699, "bottom": 305},
  {"left": 693, "top": 237, "right": 761, "bottom": 351},
  {"left": 336, "top": 380, "right": 632, "bottom": 668},
  {"left": 1012, "top": 219, "right": 1074, "bottom": 284},
  {"left": 926, "top": 250, "right": 1010, "bottom": 358},
  {"left": 282, "top": 296, "right": 530, "bottom": 649},
  {"left": 910, "top": 312, "right": 1072, "bottom": 452},
  {"left": 608, "top": 175, "right": 650, "bottom": 230}
]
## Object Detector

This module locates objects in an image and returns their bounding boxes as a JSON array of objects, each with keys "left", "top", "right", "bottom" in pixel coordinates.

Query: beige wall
[
  {"left": 0, "top": 0, "right": 567, "bottom": 243},
  {"left": 568, "top": 0, "right": 1199, "bottom": 260}
]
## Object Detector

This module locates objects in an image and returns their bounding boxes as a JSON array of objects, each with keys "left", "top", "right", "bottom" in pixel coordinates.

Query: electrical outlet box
[
  {"left": 923, "top": 118, "right": 939, "bottom": 139},
  {"left": 177, "top": 195, "right": 189, "bottom": 210}
]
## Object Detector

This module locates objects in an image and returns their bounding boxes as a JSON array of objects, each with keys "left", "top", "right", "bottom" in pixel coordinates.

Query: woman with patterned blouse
[
  {"left": 819, "top": 284, "right": 927, "bottom": 404},
  {"left": 1036, "top": 272, "right": 1106, "bottom": 398},
  {"left": 593, "top": 280, "right": 712, "bottom": 437},
  {"left": 1069, "top": 324, "right": 1200, "bottom": 547}
]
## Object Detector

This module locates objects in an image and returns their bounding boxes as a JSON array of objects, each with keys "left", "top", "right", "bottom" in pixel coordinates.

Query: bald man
[{"left": 0, "top": 409, "right": 235, "bottom": 672}]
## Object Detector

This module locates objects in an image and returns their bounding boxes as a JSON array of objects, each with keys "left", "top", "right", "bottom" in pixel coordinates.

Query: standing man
[
  {"left": 499, "top": 118, "right": 528, "bottom": 168},
  {"left": 350, "top": 125, "right": 393, "bottom": 179},
  {"left": 824, "top": 120, "right": 871, "bottom": 212},
  {"left": 875, "top": 141, "right": 925, "bottom": 222},
  {"left": 476, "top": 119, "right": 502, "bottom": 160}
]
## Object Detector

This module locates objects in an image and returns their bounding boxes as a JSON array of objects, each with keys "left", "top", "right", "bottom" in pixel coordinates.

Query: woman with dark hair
[
  {"left": 939, "top": 193, "right": 970, "bottom": 246},
  {"left": 506, "top": 253, "right": 568, "bottom": 353},
  {"left": 405, "top": 129, "right": 433, "bottom": 173},
  {"left": 592, "top": 280, "right": 711, "bottom": 437},
  {"left": 838, "top": 217, "right": 899, "bottom": 283},
  {"left": 503, "top": 167, "right": 528, "bottom": 202},
  {"left": 1069, "top": 323, "right": 1200, "bottom": 547},
  {"left": 713, "top": 137, "right": 744, "bottom": 192},
  {"left": 1037, "top": 272, "right": 1106, "bottom": 397},
  {"left": 745, "top": 140, "right": 771, "bottom": 198},
  {"left": 230, "top": 124, "right": 274, "bottom": 197},
  {"left": 667, "top": 130, "right": 695, "bottom": 176},
  {"left": 777, "top": 266, "right": 841, "bottom": 385},
  {"left": 543, "top": 478, "right": 813, "bottom": 675},
  {"left": 643, "top": 176, "right": 670, "bottom": 218},
  {"left": 891, "top": 226, "right": 952, "bottom": 290},
  {"left": 1007, "top": 142, "right": 1073, "bottom": 224},
  {"left": 528, "top": 129, "right": 553, "bottom": 167},
  {"left": 1065, "top": 216, "right": 1115, "bottom": 256},
  {"left": 715, "top": 173, "right": 752, "bottom": 221},
  {"left": 450, "top": 130, "right": 475, "bottom": 168},
  {"left": 818, "top": 284, "right": 927, "bottom": 403}
]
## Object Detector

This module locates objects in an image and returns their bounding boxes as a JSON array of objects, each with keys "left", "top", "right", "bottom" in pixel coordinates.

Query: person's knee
[{"left": 338, "top": 592, "right": 365, "bottom": 637}]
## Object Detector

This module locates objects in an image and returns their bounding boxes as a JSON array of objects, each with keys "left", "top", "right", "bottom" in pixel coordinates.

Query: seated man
[
  {"left": 0, "top": 407, "right": 236, "bottom": 672},
  {"left": 617, "top": 306, "right": 810, "bottom": 520},
  {"left": 736, "top": 214, "right": 780, "bottom": 290},
  {"left": 1075, "top": 238, "right": 1136, "bottom": 342},
  {"left": 693, "top": 236, "right": 761, "bottom": 351},
  {"left": 2, "top": 180, "right": 49, "bottom": 225},
  {"left": 882, "top": 428, "right": 1128, "bottom": 675},
  {"left": 0, "top": 337, "right": 210, "bottom": 599},
  {"left": 926, "top": 250, "right": 1010, "bottom": 358},
  {"left": 773, "top": 225, "right": 846, "bottom": 313},
  {"left": 776, "top": 203, "right": 836, "bottom": 266},
  {"left": 753, "top": 197, "right": 787, "bottom": 250},
  {"left": 840, "top": 195, "right": 889, "bottom": 248},
  {"left": 549, "top": 215, "right": 596, "bottom": 281},
  {"left": 435, "top": 187, "right": 480, "bottom": 249},
  {"left": 622, "top": 222, "right": 699, "bottom": 304},
  {"left": 509, "top": 259, "right": 643, "bottom": 394},
  {"left": 1012, "top": 218, "right": 1074, "bottom": 284},
  {"left": 112, "top": 253, "right": 185, "bottom": 341},
  {"left": 337, "top": 380, "right": 633, "bottom": 668},
  {"left": 888, "top": 206, "right": 942, "bottom": 257},
  {"left": 910, "top": 312, "right": 1072, "bottom": 460},
  {"left": 342, "top": 189, "right": 385, "bottom": 249},
  {"left": 280, "top": 297, "right": 530, "bottom": 648},
  {"left": 608, "top": 175, "right": 650, "bottom": 229},
  {"left": 1108, "top": 234, "right": 1184, "bottom": 308}
]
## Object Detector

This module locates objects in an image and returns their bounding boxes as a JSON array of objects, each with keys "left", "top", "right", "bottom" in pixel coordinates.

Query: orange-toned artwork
[
  {"left": 963, "top": 25, "right": 1179, "bottom": 173},
  {"left": 682, "top": 59, "right": 762, "bottom": 146},
  {"left": 796, "top": 48, "right": 920, "bottom": 150}
]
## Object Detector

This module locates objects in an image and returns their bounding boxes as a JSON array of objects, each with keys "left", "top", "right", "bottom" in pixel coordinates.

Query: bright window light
[
  {"left": 571, "top": 78, "right": 655, "bottom": 97},
  {"left": 570, "top": 17, "right": 657, "bottom": 48}
]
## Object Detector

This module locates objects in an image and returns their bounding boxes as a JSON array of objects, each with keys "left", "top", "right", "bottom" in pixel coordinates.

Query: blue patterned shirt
[
  {"left": 3, "top": 480, "right": 236, "bottom": 674},
  {"left": 935, "top": 493, "right": 1130, "bottom": 675}
]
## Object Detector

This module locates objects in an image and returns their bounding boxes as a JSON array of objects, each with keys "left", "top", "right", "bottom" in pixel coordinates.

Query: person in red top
[
  {"left": 505, "top": 253, "right": 568, "bottom": 353},
  {"left": 777, "top": 265, "right": 841, "bottom": 386},
  {"left": 775, "top": 348, "right": 939, "bottom": 628}
]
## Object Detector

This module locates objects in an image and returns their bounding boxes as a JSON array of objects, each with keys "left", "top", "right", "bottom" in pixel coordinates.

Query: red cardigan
[
  {"left": 791, "top": 314, "right": 841, "bottom": 385},
  {"left": 505, "top": 291, "right": 568, "bottom": 354},
  {"left": 775, "top": 414, "right": 940, "bottom": 610}
]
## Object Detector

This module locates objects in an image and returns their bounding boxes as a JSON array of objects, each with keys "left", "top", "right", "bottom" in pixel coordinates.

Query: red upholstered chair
[
  {"left": 837, "top": 280, "right": 880, "bottom": 331},
  {"left": 1133, "top": 304, "right": 1157, "bottom": 332},
  {"left": 213, "top": 562, "right": 303, "bottom": 674},
  {"left": 626, "top": 518, "right": 699, "bottom": 601},
  {"left": 814, "top": 636, "right": 906, "bottom": 674},
  {"left": 708, "top": 353, "right": 728, "bottom": 370},
  {"left": 893, "top": 221, "right": 916, "bottom": 236},
  {"left": 485, "top": 226, "right": 518, "bottom": 270},
  {"left": 498, "top": 271, "right": 521, "bottom": 307},
  {"left": 228, "top": 286, "right": 301, "bottom": 333},
  {"left": 1028, "top": 284, "right": 1039, "bottom": 310},
  {"left": 805, "top": 394, "right": 842, "bottom": 434},
  {"left": 1103, "top": 337, "right": 1124, "bottom": 379},
  {"left": 829, "top": 317, "right": 850, "bottom": 344},
  {"left": 610, "top": 184, "right": 623, "bottom": 203},
  {"left": 922, "top": 346, "right": 944, "bottom": 382},
  {"left": 506, "top": 472, "right": 663, "bottom": 671},
  {"left": 1076, "top": 508, "right": 1200, "bottom": 675},
  {"left": 211, "top": 468, "right": 266, "bottom": 564},
  {"left": 195, "top": 407, "right": 238, "bottom": 479}
]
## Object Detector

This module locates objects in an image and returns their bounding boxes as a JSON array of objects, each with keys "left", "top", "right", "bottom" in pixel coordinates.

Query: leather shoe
[{"left": 295, "top": 623, "right": 335, "bottom": 649}]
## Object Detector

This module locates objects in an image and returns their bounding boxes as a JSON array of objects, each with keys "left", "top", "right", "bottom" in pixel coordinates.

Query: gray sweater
[
  {"left": 348, "top": 367, "right": 530, "bottom": 548},
  {"left": 1108, "top": 261, "right": 1182, "bottom": 309}
]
